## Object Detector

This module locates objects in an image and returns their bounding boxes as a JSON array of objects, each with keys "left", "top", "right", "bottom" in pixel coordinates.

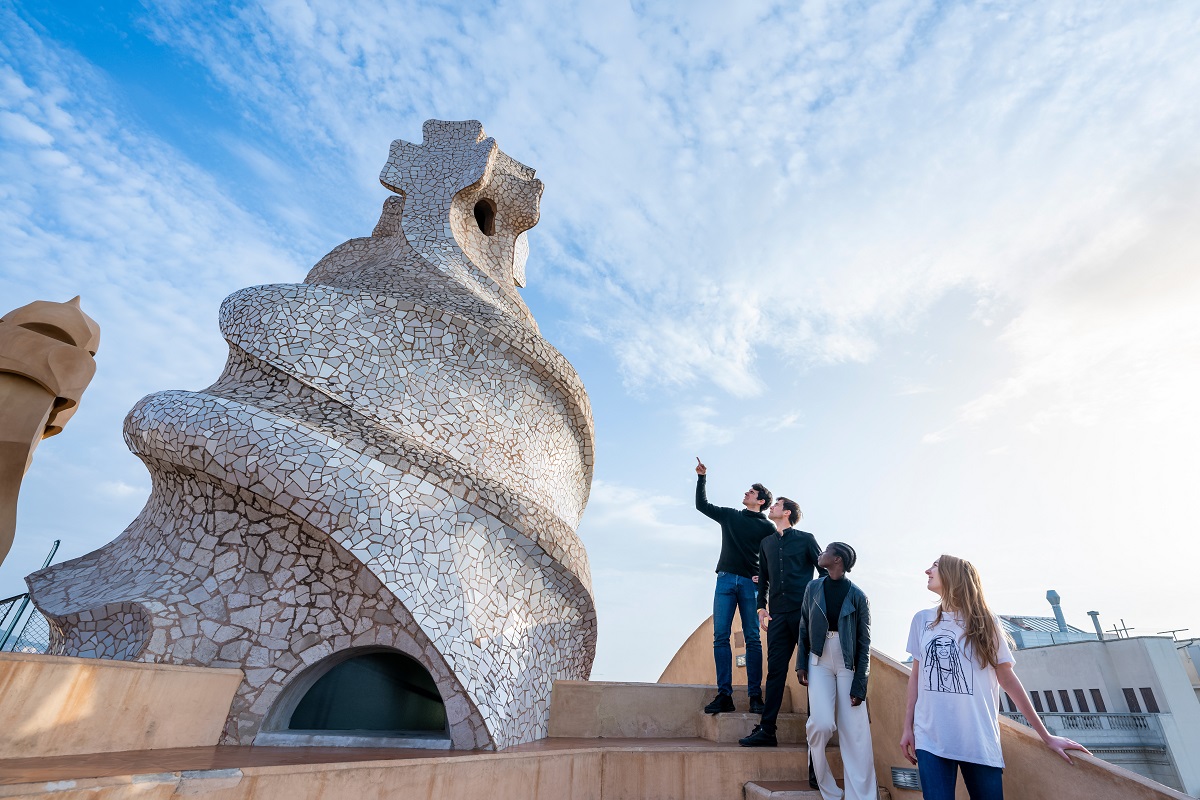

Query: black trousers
[{"left": 760, "top": 606, "right": 803, "bottom": 732}]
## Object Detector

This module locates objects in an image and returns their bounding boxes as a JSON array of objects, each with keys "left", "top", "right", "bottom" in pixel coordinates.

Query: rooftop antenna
[
  {"left": 1087, "top": 611, "right": 1105, "bottom": 641},
  {"left": 1109, "top": 619, "right": 1133, "bottom": 639},
  {"left": 1157, "top": 628, "right": 1189, "bottom": 642}
]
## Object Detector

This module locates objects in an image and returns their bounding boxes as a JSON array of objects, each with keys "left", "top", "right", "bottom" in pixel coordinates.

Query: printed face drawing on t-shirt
[{"left": 924, "top": 634, "right": 973, "bottom": 695}]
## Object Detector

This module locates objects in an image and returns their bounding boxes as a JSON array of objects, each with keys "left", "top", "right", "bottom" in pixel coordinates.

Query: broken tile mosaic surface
[{"left": 26, "top": 120, "right": 596, "bottom": 751}]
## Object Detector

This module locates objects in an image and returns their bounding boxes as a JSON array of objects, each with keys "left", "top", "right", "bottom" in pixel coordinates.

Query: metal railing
[
  {"left": 0, "top": 540, "right": 59, "bottom": 655},
  {"left": 0, "top": 593, "right": 52, "bottom": 654},
  {"left": 1002, "top": 711, "right": 1167, "bottom": 749}
]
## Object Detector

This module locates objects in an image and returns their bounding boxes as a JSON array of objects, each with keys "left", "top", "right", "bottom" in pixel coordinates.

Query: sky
[{"left": 2, "top": 0, "right": 1199, "bottom": 680}]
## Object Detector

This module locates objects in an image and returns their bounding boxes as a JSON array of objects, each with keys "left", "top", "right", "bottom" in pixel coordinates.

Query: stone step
[
  {"left": 744, "top": 782, "right": 821, "bottom": 799},
  {"left": 548, "top": 681, "right": 791, "bottom": 738},
  {"left": 699, "top": 712, "right": 809, "bottom": 745},
  {"left": 744, "top": 781, "right": 893, "bottom": 799}
]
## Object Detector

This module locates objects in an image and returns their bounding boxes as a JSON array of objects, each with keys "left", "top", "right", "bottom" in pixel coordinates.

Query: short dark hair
[
  {"left": 829, "top": 542, "right": 857, "bottom": 572},
  {"left": 778, "top": 497, "right": 802, "bottom": 527},
  {"left": 751, "top": 483, "right": 772, "bottom": 512}
]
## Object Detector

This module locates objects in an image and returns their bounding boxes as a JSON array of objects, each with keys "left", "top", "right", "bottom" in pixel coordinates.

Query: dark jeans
[
  {"left": 712, "top": 572, "right": 762, "bottom": 697},
  {"left": 760, "top": 606, "right": 803, "bottom": 732},
  {"left": 916, "top": 749, "right": 1004, "bottom": 800}
]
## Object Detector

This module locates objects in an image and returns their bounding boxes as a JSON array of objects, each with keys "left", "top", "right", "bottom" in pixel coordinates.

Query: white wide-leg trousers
[{"left": 806, "top": 631, "right": 877, "bottom": 800}]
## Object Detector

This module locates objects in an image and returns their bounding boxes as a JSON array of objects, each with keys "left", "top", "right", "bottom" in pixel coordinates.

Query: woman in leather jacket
[{"left": 797, "top": 542, "right": 876, "bottom": 800}]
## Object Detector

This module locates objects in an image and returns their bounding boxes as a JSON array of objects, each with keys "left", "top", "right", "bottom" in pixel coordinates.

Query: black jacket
[
  {"left": 798, "top": 576, "right": 872, "bottom": 700},
  {"left": 695, "top": 475, "right": 775, "bottom": 577},
  {"left": 756, "top": 528, "right": 824, "bottom": 614}
]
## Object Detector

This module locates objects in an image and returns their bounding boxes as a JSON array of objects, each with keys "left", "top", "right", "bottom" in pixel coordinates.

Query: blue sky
[{"left": 2, "top": 1, "right": 1199, "bottom": 679}]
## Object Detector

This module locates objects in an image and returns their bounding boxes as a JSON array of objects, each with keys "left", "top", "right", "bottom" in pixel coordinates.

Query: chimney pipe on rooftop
[
  {"left": 1046, "top": 590, "right": 1068, "bottom": 634},
  {"left": 1088, "top": 610, "right": 1105, "bottom": 641}
]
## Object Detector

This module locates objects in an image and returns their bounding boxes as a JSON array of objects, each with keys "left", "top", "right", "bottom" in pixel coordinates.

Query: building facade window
[
  {"left": 1090, "top": 689, "right": 1106, "bottom": 712},
  {"left": 1030, "top": 691, "right": 1044, "bottom": 713},
  {"left": 1074, "top": 689, "right": 1089, "bottom": 712},
  {"left": 1122, "top": 687, "right": 1142, "bottom": 713},
  {"left": 1043, "top": 690, "right": 1058, "bottom": 712},
  {"left": 1058, "top": 690, "right": 1073, "bottom": 712},
  {"left": 1139, "top": 687, "right": 1161, "bottom": 713}
]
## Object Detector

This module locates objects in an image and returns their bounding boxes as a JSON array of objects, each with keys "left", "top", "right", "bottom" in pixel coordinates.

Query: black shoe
[
  {"left": 748, "top": 696, "right": 766, "bottom": 714},
  {"left": 739, "top": 725, "right": 778, "bottom": 747},
  {"left": 704, "top": 693, "right": 735, "bottom": 714}
]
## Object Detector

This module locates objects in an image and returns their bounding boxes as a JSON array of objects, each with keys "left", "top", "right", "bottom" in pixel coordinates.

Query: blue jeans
[
  {"left": 712, "top": 572, "right": 762, "bottom": 697},
  {"left": 916, "top": 749, "right": 1003, "bottom": 800}
]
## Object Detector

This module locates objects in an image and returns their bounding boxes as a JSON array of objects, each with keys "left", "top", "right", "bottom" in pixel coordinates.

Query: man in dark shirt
[
  {"left": 695, "top": 458, "right": 775, "bottom": 714},
  {"left": 740, "top": 496, "right": 824, "bottom": 746}
]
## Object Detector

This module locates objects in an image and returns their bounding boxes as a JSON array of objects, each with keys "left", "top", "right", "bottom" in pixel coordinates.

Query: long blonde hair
[{"left": 931, "top": 554, "right": 1012, "bottom": 669}]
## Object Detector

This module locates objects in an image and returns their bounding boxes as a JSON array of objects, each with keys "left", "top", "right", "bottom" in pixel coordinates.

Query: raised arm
[
  {"left": 694, "top": 461, "right": 723, "bottom": 521},
  {"left": 996, "top": 663, "right": 1091, "bottom": 763}
]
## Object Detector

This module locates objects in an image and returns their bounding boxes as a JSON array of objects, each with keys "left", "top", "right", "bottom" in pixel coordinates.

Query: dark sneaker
[
  {"left": 748, "top": 696, "right": 766, "bottom": 714},
  {"left": 703, "top": 693, "right": 735, "bottom": 714},
  {"left": 739, "top": 725, "right": 778, "bottom": 747}
]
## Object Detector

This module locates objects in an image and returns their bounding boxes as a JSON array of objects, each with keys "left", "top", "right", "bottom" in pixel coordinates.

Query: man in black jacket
[
  {"left": 739, "top": 496, "right": 825, "bottom": 746},
  {"left": 695, "top": 458, "right": 775, "bottom": 714}
]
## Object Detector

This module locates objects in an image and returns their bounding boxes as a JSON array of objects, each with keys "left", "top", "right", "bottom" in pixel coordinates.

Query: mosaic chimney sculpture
[
  {"left": 28, "top": 120, "right": 596, "bottom": 749},
  {"left": 0, "top": 297, "right": 100, "bottom": 568}
]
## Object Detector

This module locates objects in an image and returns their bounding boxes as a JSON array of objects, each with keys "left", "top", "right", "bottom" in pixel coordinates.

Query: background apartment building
[{"left": 998, "top": 592, "right": 1200, "bottom": 796}]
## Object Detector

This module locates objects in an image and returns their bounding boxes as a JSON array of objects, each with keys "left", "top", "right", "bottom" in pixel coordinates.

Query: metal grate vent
[{"left": 891, "top": 767, "right": 921, "bottom": 790}]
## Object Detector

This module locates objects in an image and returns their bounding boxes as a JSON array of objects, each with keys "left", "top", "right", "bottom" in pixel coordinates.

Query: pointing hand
[{"left": 695, "top": 457, "right": 707, "bottom": 476}]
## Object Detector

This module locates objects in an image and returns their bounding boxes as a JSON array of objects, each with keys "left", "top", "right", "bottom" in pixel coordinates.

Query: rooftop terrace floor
[{"left": 0, "top": 738, "right": 808, "bottom": 786}]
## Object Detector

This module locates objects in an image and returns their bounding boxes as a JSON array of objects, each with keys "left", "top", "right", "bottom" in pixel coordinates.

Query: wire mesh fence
[{"left": 0, "top": 594, "right": 52, "bottom": 654}]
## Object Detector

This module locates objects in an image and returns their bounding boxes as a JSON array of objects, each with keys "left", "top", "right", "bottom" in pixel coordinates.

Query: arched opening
[
  {"left": 285, "top": 650, "right": 447, "bottom": 737},
  {"left": 473, "top": 198, "right": 496, "bottom": 235}
]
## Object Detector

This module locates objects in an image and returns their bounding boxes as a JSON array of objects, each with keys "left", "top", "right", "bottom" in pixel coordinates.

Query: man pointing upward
[{"left": 695, "top": 457, "right": 776, "bottom": 715}]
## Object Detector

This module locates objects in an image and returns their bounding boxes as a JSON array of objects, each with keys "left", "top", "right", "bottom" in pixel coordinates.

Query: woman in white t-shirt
[{"left": 899, "top": 554, "right": 1089, "bottom": 799}]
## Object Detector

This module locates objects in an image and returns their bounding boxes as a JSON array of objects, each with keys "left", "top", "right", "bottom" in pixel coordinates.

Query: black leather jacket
[{"left": 797, "top": 576, "right": 871, "bottom": 700}]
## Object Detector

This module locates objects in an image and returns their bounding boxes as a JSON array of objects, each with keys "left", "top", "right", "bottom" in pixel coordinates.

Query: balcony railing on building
[{"left": 1002, "top": 710, "right": 1167, "bottom": 750}]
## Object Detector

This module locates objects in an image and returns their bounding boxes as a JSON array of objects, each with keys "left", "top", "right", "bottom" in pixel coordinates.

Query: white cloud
[
  {"left": 582, "top": 479, "right": 712, "bottom": 548},
  {"left": 678, "top": 404, "right": 736, "bottom": 448},
  {"left": 96, "top": 480, "right": 149, "bottom": 500},
  {"left": 135, "top": 1, "right": 1200, "bottom": 411},
  {"left": 0, "top": 11, "right": 303, "bottom": 405}
]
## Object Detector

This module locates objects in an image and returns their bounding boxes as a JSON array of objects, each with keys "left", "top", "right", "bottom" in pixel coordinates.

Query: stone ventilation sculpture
[
  {"left": 28, "top": 120, "right": 596, "bottom": 750},
  {"left": 0, "top": 297, "right": 100, "bottom": 568}
]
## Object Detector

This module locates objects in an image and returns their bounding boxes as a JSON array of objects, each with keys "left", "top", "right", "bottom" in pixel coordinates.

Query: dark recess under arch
[{"left": 288, "top": 650, "right": 447, "bottom": 734}]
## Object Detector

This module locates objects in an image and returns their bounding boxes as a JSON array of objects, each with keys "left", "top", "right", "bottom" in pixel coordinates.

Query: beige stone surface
[
  {"left": 0, "top": 742, "right": 811, "bottom": 800},
  {"left": 0, "top": 652, "right": 240, "bottom": 758},
  {"left": 26, "top": 120, "right": 595, "bottom": 750},
  {"left": 549, "top": 680, "right": 767, "bottom": 738},
  {"left": 658, "top": 613, "right": 808, "bottom": 714},
  {"left": 0, "top": 297, "right": 99, "bottom": 567}
]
